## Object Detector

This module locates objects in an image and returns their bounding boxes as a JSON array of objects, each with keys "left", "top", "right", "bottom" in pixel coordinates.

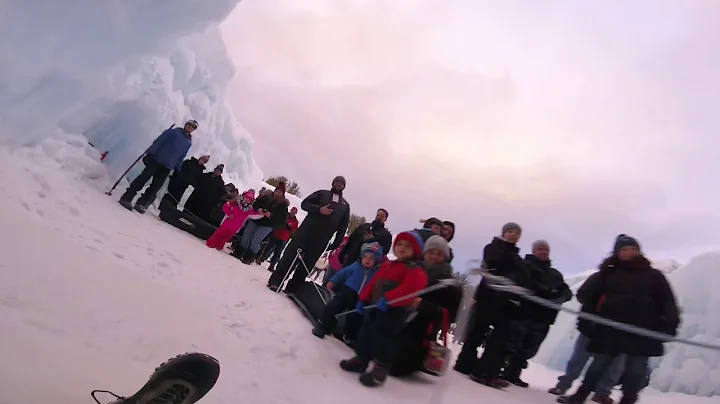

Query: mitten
[{"left": 376, "top": 297, "right": 390, "bottom": 312}]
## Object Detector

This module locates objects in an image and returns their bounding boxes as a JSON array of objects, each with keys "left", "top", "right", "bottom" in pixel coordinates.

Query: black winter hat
[{"left": 614, "top": 235, "right": 640, "bottom": 253}]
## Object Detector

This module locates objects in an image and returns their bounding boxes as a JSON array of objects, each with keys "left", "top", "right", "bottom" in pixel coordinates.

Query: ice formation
[
  {"left": 536, "top": 257, "right": 720, "bottom": 396},
  {"left": 0, "top": 0, "right": 261, "bottom": 188}
]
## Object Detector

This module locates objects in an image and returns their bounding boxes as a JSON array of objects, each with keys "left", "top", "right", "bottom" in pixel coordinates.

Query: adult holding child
[
  {"left": 235, "top": 182, "right": 289, "bottom": 265},
  {"left": 268, "top": 176, "right": 351, "bottom": 294}
]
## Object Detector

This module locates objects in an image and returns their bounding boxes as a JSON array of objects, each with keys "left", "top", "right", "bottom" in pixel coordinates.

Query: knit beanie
[
  {"left": 531, "top": 239, "right": 550, "bottom": 251},
  {"left": 275, "top": 181, "right": 286, "bottom": 194},
  {"left": 394, "top": 230, "right": 425, "bottom": 260},
  {"left": 360, "top": 242, "right": 383, "bottom": 262},
  {"left": 502, "top": 222, "right": 522, "bottom": 235},
  {"left": 424, "top": 235, "right": 450, "bottom": 258},
  {"left": 614, "top": 235, "right": 640, "bottom": 253},
  {"left": 242, "top": 189, "right": 255, "bottom": 200}
]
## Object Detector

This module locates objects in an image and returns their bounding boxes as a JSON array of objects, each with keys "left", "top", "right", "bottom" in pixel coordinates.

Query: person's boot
[
  {"left": 549, "top": 387, "right": 568, "bottom": 395},
  {"left": 89, "top": 352, "right": 220, "bottom": 404},
  {"left": 503, "top": 365, "right": 529, "bottom": 387},
  {"left": 557, "top": 388, "right": 591, "bottom": 404},
  {"left": 118, "top": 197, "right": 134, "bottom": 211},
  {"left": 241, "top": 250, "right": 254, "bottom": 265},
  {"left": 359, "top": 363, "right": 389, "bottom": 387},
  {"left": 267, "top": 263, "right": 276, "bottom": 272},
  {"left": 591, "top": 394, "right": 615, "bottom": 404},
  {"left": 134, "top": 203, "right": 147, "bottom": 214},
  {"left": 617, "top": 395, "right": 638, "bottom": 404},
  {"left": 340, "top": 356, "right": 369, "bottom": 373},
  {"left": 312, "top": 323, "right": 327, "bottom": 339},
  {"left": 254, "top": 256, "right": 264, "bottom": 265}
]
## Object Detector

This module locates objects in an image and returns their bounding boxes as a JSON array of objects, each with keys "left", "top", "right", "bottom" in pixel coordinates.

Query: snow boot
[
  {"left": 312, "top": 324, "right": 327, "bottom": 339},
  {"left": 557, "top": 388, "right": 591, "bottom": 404},
  {"left": 267, "top": 263, "right": 276, "bottom": 272},
  {"left": 340, "top": 356, "right": 369, "bottom": 373},
  {"left": 618, "top": 395, "right": 638, "bottom": 404},
  {"left": 506, "top": 376, "right": 529, "bottom": 388},
  {"left": 591, "top": 394, "right": 615, "bottom": 404},
  {"left": 469, "top": 375, "right": 508, "bottom": 389},
  {"left": 359, "top": 363, "right": 388, "bottom": 387},
  {"left": 241, "top": 250, "right": 254, "bottom": 265},
  {"left": 549, "top": 387, "right": 567, "bottom": 395},
  {"left": 134, "top": 204, "right": 147, "bottom": 214},
  {"left": 119, "top": 199, "right": 134, "bottom": 211},
  {"left": 90, "top": 352, "right": 220, "bottom": 404}
]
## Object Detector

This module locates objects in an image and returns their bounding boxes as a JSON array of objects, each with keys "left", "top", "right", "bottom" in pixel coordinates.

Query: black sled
[{"left": 91, "top": 352, "right": 220, "bottom": 404}]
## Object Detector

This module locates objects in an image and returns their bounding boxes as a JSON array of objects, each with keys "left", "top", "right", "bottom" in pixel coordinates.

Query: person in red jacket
[
  {"left": 339, "top": 230, "right": 428, "bottom": 388},
  {"left": 262, "top": 207, "right": 299, "bottom": 271}
]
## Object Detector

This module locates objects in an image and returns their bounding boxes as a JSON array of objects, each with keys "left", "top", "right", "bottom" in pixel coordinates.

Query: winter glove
[
  {"left": 355, "top": 301, "right": 366, "bottom": 315},
  {"left": 376, "top": 297, "right": 390, "bottom": 312},
  {"left": 142, "top": 154, "right": 154, "bottom": 165}
]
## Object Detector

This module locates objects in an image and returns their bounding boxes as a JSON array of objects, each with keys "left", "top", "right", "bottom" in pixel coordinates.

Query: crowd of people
[{"left": 117, "top": 121, "right": 682, "bottom": 404}]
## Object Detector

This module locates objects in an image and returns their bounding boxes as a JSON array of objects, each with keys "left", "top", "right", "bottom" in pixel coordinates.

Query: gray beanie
[
  {"left": 423, "top": 235, "right": 450, "bottom": 258},
  {"left": 502, "top": 222, "right": 522, "bottom": 235},
  {"left": 531, "top": 239, "right": 550, "bottom": 251}
]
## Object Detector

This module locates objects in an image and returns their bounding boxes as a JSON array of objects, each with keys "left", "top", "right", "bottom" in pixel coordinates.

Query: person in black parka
[
  {"left": 560, "top": 236, "right": 680, "bottom": 404},
  {"left": 339, "top": 208, "right": 392, "bottom": 266},
  {"left": 502, "top": 239, "right": 572, "bottom": 387},
  {"left": 456, "top": 222, "right": 534, "bottom": 389},
  {"left": 268, "top": 176, "right": 350, "bottom": 294},
  {"left": 160, "top": 155, "right": 209, "bottom": 210},
  {"left": 390, "top": 235, "right": 462, "bottom": 377},
  {"left": 235, "top": 183, "right": 289, "bottom": 264},
  {"left": 183, "top": 164, "right": 226, "bottom": 223}
]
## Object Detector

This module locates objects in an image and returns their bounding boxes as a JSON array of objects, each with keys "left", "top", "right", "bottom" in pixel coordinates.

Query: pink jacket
[
  {"left": 328, "top": 236, "right": 350, "bottom": 271},
  {"left": 220, "top": 200, "right": 257, "bottom": 233}
]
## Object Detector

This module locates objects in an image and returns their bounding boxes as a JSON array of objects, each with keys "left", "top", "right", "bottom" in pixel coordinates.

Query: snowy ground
[{"left": 0, "top": 143, "right": 715, "bottom": 404}]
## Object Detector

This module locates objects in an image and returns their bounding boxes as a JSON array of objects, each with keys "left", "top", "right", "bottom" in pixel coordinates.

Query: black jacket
[
  {"left": 295, "top": 190, "right": 350, "bottom": 250},
  {"left": 521, "top": 254, "right": 572, "bottom": 324},
  {"left": 179, "top": 157, "right": 206, "bottom": 186},
  {"left": 473, "top": 237, "right": 533, "bottom": 313},
  {"left": 339, "top": 222, "right": 392, "bottom": 266},
  {"left": 183, "top": 173, "right": 225, "bottom": 221},
  {"left": 577, "top": 256, "right": 680, "bottom": 357},
  {"left": 252, "top": 194, "right": 289, "bottom": 229}
]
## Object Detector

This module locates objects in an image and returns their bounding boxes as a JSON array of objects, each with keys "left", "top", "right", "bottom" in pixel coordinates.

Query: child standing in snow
[
  {"left": 312, "top": 242, "right": 383, "bottom": 342},
  {"left": 206, "top": 190, "right": 256, "bottom": 250},
  {"left": 339, "top": 230, "right": 428, "bottom": 387}
]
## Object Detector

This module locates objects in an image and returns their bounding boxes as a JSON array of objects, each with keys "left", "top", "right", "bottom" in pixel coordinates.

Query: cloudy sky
[{"left": 219, "top": 0, "right": 720, "bottom": 273}]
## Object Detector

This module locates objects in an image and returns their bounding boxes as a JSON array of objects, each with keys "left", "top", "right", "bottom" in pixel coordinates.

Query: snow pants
[
  {"left": 582, "top": 354, "right": 644, "bottom": 398},
  {"left": 355, "top": 308, "right": 408, "bottom": 366},
  {"left": 121, "top": 159, "right": 171, "bottom": 207},
  {"left": 160, "top": 174, "right": 189, "bottom": 209},
  {"left": 318, "top": 286, "right": 361, "bottom": 340},
  {"left": 268, "top": 234, "right": 328, "bottom": 293},
  {"left": 556, "top": 334, "right": 623, "bottom": 396},
  {"left": 207, "top": 226, "right": 236, "bottom": 250}
]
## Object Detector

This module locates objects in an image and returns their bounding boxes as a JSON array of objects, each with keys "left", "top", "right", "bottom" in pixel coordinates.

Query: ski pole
[
  {"left": 334, "top": 278, "right": 459, "bottom": 318},
  {"left": 105, "top": 124, "right": 175, "bottom": 196}
]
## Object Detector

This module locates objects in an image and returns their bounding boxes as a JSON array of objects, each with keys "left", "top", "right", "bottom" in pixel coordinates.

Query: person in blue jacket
[
  {"left": 312, "top": 242, "right": 383, "bottom": 343},
  {"left": 119, "top": 120, "right": 197, "bottom": 213}
]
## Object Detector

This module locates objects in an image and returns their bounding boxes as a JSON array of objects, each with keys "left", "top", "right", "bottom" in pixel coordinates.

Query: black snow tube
[
  {"left": 159, "top": 206, "right": 216, "bottom": 240},
  {"left": 288, "top": 281, "right": 346, "bottom": 335}
]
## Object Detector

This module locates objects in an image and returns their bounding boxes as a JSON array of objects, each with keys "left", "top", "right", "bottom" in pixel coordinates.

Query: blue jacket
[
  {"left": 146, "top": 127, "right": 192, "bottom": 171},
  {"left": 330, "top": 243, "right": 383, "bottom": 293}
]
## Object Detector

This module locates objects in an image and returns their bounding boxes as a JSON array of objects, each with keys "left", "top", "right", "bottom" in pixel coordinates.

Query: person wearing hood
[
  {"left": 119, "top": 120, "right": 197, "bottom": 213},
  {"left": 183, "top": 164, "right": 226, "bottom": 223},
  {"left": 416, "top": 218, "right": 443, "bottom": 241},
  {"left": 160, "top": 154, "right": 209, "bottom": 211},
  {"left": 235, "top": 182, "right": 289, "bottom": 265},
  {"left": 502, "top": 240, "right": 572, "bottom": 388},
  {"left": 339, "top": 208, "right": 392, "bottom": 267},
  {"left": 206, "top": 189, "right": 256, "bottom": 250},
  {"left": 312, "top": 242, "right": 384, "bottom": 342},
  {"left": 456, "top": 222, "right": 533, "bottom": 389},
  {"left": 390, "top": 235, "right": 463, "bottom": 377},
  {"left": 268, "top": 176, "right": 351, "bottom": 294},
  {"left": 559, "top": 236, "right": 680, "bottom": 404},
  {"left": 262, "top": 206, "right": 299, "bottom": 271}
]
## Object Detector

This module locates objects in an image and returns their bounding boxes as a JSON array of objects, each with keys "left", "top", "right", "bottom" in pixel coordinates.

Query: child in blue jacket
[{"left": 312, "top": 242, "right": 383, "bottom": 341}]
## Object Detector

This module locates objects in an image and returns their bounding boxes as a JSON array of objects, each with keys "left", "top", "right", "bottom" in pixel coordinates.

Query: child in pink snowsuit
[{"left": 207, "top": 190, "right": 256, "bottom": 250}]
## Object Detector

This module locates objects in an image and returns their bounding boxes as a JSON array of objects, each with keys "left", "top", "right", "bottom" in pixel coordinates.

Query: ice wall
[{"left": 0, "top": 0, "right": 261, "bottom": 187}]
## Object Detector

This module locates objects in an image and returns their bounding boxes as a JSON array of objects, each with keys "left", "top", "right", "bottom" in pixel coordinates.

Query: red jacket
[
  {"left": 358, "top": 260, "right": 428, "bottom": 307},
  {"left": 273, "top": 215, "right": 298, "bottom": 241}
]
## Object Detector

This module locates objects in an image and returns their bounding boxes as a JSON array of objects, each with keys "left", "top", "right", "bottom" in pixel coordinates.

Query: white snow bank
[
  {"left": 0, "top": 142, "right": 707, "bottom": 404},
  {"left": 0, "top": 0, "right": 261, "bottom": 189}
]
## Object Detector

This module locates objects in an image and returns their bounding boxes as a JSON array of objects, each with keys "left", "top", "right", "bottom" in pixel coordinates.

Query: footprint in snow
[
  {"left": 113, "top": 252, "right": 125, "bottom": 260},
  {"left": 156, "top": 261, "right": 169, "bottom": 269},
  {"left": 37, "top": 191, "right": 47, "bottom": 199},
  {"left": 20, "top": 201, "right": 30, "bottom": 211}
]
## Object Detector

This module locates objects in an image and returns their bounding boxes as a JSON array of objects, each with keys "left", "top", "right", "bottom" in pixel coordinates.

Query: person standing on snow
[
  {"left": 183, "top": 164, "right": 226, "bottom": 223},
  {"left": 262, "top": 206, "right": 299, "bottom": 271},
  {"left": 119, "top": 120, "right": 198, "bottom": 213},
  {"left": 159, "top": 154, "right": 209, "bottom": 211},
  {"left": 339, "top": 208, "right": 392, "bottom": 267},
  {"left": 559, "top": 236, "right": 680, "bottom": 404},
  {"left": 501, "top": 239, "right": 572, "bottom": 388},
  {"left": 267, "top": 176, "right": 350, "bottom": 294}
]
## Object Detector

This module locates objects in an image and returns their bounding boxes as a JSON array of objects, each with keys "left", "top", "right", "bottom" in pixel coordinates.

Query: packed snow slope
[
  {"left": 537, "top": 258, "right": 720, "bottom": 396},
  {"left": 0, "top": 139, "right": 713, "bottom": 403},
  {"left": 0, "top": 0, "right": 261, "bottom": 188}
]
